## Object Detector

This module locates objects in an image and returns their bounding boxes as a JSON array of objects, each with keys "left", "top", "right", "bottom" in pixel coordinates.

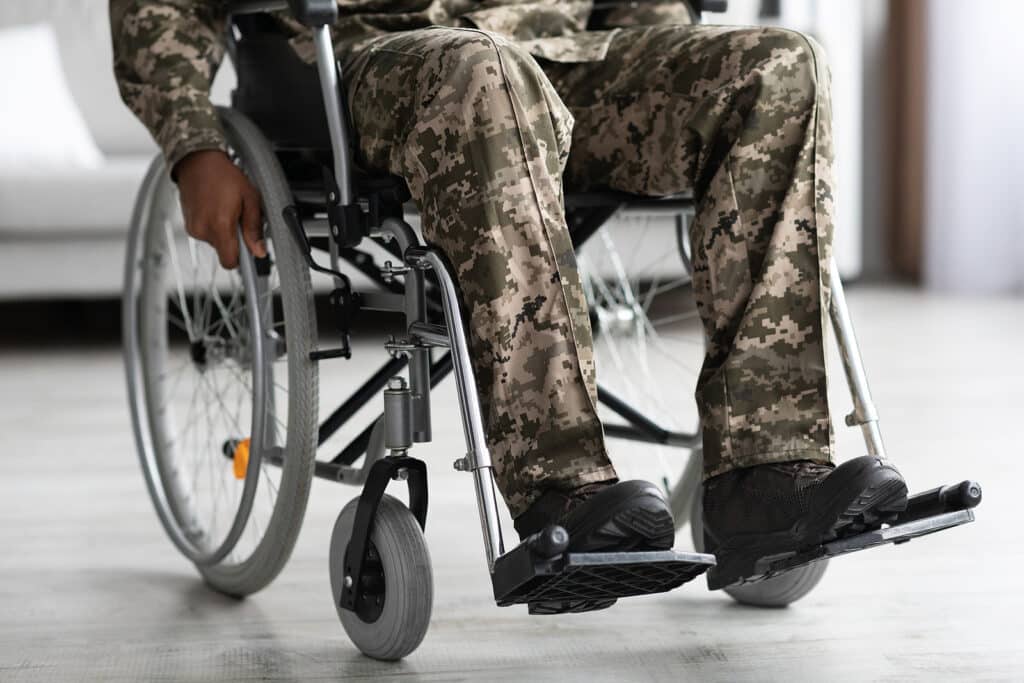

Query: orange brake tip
[{"left": 232, "top": 438, "right": 251, "bottom": 480}]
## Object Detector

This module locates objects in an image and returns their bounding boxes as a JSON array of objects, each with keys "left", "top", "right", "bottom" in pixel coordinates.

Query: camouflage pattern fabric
[
  {"left": 545, "top": 26, "right": 836, "bottom": 480},
  {"left": 594, "top": 0, "right": 697, "bottom": 28},
  {"left": 343, "top": 27, "right": 616, "bottom": 514},
  {"left": 110, "top": 1, "right": 696, "bottom": 167},
  {"left": 110, "top": 0, "right": 231, "bottom": 170},
  {"left": 111, "top": 2, "right": 836, "bottom": 517},
  {"left": 110, "top": 0, "right": 636, "bottom": 168}
]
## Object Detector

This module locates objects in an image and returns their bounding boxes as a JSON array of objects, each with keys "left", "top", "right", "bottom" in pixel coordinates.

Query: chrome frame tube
[
  {"left": 377, "top": 217, "right": 420, "bottom": 253},
  {"left": 312, "top": 26, "right": 353, "bottom": 206},
  {"left": 408, "top": 322, "right": 450, "bottom": 348},
  {"left": 404, "top": 267, "right": 433, "bottom": 443},
  {"left": 311, "top": 26, "right": 354, "bottom": 283},
  {"left": 828, "top": 257, "right": 888, "bottom": 460},
  {"left": 406, "top": 247, "right": 505, "bottom": 568}
]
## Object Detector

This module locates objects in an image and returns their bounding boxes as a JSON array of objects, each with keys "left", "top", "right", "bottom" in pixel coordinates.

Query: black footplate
[
  {"left": 713, "top": 480, "right": 982, "bottom": 589},
  {"left": 492, "top": 526, "right": 715, "bottom": 611}
]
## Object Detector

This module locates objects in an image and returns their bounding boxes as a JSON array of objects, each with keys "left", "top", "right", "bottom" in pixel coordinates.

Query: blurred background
[
  {"left": 1, "top": 1, "right": 1022, "bottom": 681},
  {"left": 0, "top": 0, "right": 1020, "bottom": 314}
]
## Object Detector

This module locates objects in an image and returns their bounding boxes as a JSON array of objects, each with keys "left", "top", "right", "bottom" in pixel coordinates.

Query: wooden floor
[{"left": 1, "top": 285, "right": 1022, "bottom": 682}]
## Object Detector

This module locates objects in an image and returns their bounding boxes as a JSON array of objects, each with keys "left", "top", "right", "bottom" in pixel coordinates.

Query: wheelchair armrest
[
  {"left": 287, "top": 0, "right": 338, "bottom": 26},
  {"left": 227, "top": 0, "right": 337, "bottom": 26},
  {"left": 697, "top": 0, "right": 729, "bottom": 11}
]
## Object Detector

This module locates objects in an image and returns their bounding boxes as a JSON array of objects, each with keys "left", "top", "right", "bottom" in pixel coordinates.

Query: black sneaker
[
  {"left": 703, "top": 455, "right": 908, "bottom": 590},
  {"left": 514, "top": 479, "right": 676, "bottom": 614}
]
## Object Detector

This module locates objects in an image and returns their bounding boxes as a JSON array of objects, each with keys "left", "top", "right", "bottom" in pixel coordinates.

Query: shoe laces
[
  {"left": 569, "top": 481, "right": 611, "bottom": 504},
  {"left": 768, "top": 460, "right": 834, "bottom": 486}
]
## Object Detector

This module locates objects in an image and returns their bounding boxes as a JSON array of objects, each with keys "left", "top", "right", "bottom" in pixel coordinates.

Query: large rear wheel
[
  {"left": 576, "top": 210, "right": 703, "bottom": 499},
  {"left": 123, "top": 108, "right": 318, "bottom": 595}
]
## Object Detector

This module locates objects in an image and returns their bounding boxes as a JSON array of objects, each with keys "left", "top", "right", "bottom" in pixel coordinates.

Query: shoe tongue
[
  {"left": 769, "top": 460, "right": 833, "bottom": 483},
  {"left": 569, "top": 482, "right": 609, "bottom": 504}
]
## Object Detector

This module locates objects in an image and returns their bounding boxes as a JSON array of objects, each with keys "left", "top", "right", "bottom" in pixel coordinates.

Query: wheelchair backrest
[
  {"left": 228, "top": 13, "right": 332, "bottom": 151},
  {"left": 226, "top": 1, "right": 712, "bottom": 154}
]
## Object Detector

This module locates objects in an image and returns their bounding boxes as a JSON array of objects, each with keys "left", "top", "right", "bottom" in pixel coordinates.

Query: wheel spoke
[
  {"left": 162, "top": 219, "right": 196, "bottom": 341},
  {"left": 648, "top": 309, "right": 701, "bottom": 327},
  {"left": 221, "top": 362, "right": 289, "bottom": 436},
  {"left": 133, "top": 137, "right": 313, "bottom": 577},
  {"left": 210, "top": 282, "right": 242, "bottom": 341}
]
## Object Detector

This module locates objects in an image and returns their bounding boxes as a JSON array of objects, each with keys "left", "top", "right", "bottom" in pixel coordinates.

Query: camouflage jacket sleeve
[{"left": 109, "top": 0, "right": 229, "bottom": 171}]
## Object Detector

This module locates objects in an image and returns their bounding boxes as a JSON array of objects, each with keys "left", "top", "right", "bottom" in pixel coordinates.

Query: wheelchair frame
[
  {"left": 225, "top": 0, "right": 983, "bottom": 598},
  {"left": 228, "top": 0, "right": 899, "bottom": 558},
  {"left": 122, "top": 1, "right": 981, "bottom": 648}
]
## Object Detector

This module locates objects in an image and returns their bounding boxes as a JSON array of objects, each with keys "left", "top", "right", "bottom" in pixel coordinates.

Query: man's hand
[{"left": 174, "top": 150, "right": 267, "bottom": 269}]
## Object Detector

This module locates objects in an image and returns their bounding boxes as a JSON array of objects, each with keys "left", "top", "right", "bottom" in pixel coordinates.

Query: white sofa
[{"left": 0, "top": 0, "right": 234, "bottom": 300}]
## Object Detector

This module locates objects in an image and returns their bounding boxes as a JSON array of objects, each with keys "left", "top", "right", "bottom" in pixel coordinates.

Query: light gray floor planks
[{"left": 1, "top": 285, "right": 1022, "bottom": 682}]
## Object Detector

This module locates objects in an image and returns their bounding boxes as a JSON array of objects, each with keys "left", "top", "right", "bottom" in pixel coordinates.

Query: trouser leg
[
  {"left": 342, "top": 28, "right": 616, "bottom": 517},
  {"left": 544, "top": 25, "right": 836, "bottom": 478}
]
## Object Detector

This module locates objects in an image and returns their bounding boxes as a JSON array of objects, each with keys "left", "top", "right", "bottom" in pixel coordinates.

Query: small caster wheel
[{"left": 329, "top": 494, "right": 433, "bottom": 660}]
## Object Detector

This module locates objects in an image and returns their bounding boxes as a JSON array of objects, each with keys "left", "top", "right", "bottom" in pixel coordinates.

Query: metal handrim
[{"left": 124, "top": 158, "right": 280, "bottom": 567}]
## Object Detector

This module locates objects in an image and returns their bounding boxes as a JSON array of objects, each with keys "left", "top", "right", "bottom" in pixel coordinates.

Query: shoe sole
[
  {"left": 529, "top": 481, "right": 676, "bottom": 614},
  {"left": 529, "top": 598, "right": 618, "bottom": 615},
  {"left": 707, "top": 457, "right": 908, "bottom": 590},
  {"left": 824, "top": 475, "right": 908, "bottom": 541}
]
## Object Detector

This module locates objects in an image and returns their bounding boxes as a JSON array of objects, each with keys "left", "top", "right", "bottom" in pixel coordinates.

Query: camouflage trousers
[{"left": 343, "top": 24, "right": 835, "bottom": 518}]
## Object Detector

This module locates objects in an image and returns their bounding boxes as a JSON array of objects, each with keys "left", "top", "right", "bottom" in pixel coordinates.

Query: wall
[{"left": 923, "top": 0, "right": 1024, "bottom": 294}]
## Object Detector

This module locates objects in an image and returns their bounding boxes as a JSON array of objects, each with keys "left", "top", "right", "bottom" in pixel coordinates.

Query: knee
[
  {"left": 426, "top": 29, "right": 573, "bottom": 141},
  {"left": 739, "top": 27, "right": 827, "bottom": 108},
  {"left": 424, "top": 29, "right": 531, "bottom": 104}
]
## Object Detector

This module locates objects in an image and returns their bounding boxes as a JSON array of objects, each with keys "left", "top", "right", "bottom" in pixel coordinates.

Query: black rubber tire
[
  {"left": 329, "top": 494, "right": 433, "bottom": 661},
  {"left": 126, "top": 106, "right": 318, "bottom": 597},
  {"left": 198, "top": 108, "right": 319, "bottom": 595}
]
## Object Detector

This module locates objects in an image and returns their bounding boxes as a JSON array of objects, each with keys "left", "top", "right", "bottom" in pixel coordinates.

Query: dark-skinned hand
[{"left": 174, "top": 149, "right": 267, "bottom": 269}]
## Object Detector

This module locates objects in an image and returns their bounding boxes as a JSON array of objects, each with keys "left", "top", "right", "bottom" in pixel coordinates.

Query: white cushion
[
  {"left": 0, "top": 23, "right": 103, "bottom": 170},
  {"left": 0, "top": 156, "right": 153, "bottom": 234}
]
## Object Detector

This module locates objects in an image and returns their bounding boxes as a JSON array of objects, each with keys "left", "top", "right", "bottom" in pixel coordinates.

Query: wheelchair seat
[
  {"left": 228, "top": 12, "right": 695, "bottom": 231},
  {"left": 120, "top": 1, "right": 982, "bottom": 662}
]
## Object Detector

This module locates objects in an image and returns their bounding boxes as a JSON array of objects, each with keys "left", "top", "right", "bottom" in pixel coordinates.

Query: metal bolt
[
  {"left": 395, "top": 467, "right": 409, "bottom": 481},
  {"left": 845, "top": 412, "right": 858, "bottom": 427},
  {"left": 453, "top": 457, "right": 470, "bottom": 472},
  {"left": 343, "top": 575, "right": 353, "bottom": 588},
  {"left": 328, "top": 191, "right": 336, "bottom": 202},
  {"left": 388, "top": 376, "right": 407, "bottom": 390}
]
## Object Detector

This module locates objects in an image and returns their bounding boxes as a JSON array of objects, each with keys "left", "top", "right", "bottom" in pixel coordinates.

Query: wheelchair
[{"left": 122, "top": 0, "right": 982, "bottom": 661}]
